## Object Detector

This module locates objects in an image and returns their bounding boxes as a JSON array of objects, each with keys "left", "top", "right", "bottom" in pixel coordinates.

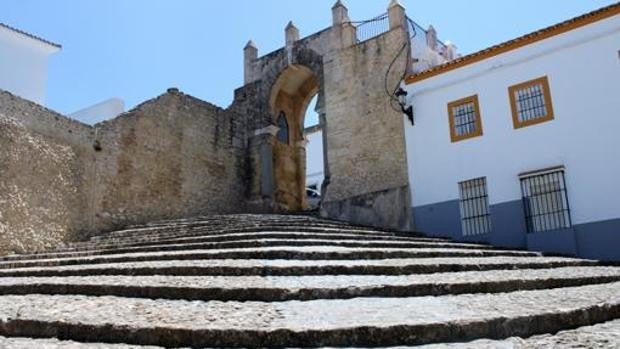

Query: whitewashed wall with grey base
[{"left": 403, "top": 14, "right": 620, "bottom": 261}]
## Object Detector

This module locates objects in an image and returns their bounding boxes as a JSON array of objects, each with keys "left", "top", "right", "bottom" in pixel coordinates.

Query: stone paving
[
  {"left": 0, "top": 246, "right": 540, "bottom": 270},
  {"left": 0, "top": 238, "right": 497, "bottom": 263},
  {"left": 0, "top": 214, "right": 617, "bottom": 347},
  {"left": 2, "top": 318, "right": 618, "bottom": 348},
  {"left": 67, "top": 231, "right": 451, "bottom": 251},
  {"left": 0, "top": 282, "right": 618, "bottom": 346},
  {"left": 417, "top": 318, "right": 620, "bottom": 348},
  {"left": 0, "top": 256, "right": 599, "bottom": 277},
  {"left": 0, "top": 336, "right": 161, "bottom": 349},
  {"left": 0, "top": 266, "right": 618, "bottom": 301}
]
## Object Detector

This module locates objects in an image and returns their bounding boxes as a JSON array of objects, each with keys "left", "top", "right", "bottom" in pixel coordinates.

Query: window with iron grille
[
  {"left": 448, "top": 95, "right": 483, "bottom": 142},
  {"left": 509, "top": 76, "right": 554, "bottom": 129},
  {"left": 458, "top": 177, "right": 492, "bottom": 236},
  {"left": 520, "top": 167, "right": 571, "bottom": 233}
]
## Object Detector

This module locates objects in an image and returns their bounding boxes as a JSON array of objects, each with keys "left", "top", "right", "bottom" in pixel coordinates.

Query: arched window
[{"left": 276, "top": 112, "right": 289, "bottom": 144}]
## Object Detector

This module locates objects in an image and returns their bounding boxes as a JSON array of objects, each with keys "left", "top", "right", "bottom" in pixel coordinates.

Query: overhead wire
[{"left": 384, "top": 17, "right": 419, "bottom": 114}]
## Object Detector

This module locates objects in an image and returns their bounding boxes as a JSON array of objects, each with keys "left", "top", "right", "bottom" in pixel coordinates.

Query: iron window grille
[
  {"left": 448, "top": 95, "right": 483, "bottom": 142},
  {"left": 520, "top": 167, "right": 571, "bottom": 233},
  {"left": 509, "top": 76, "right": 554, "bottom": 129},
  {"left": 458, "top": 177, "right": 492, "bottom": 236}
]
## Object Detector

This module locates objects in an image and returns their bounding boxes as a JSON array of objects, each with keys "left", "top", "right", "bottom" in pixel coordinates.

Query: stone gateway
[{"left": 0, "top": 1, "right": 414, "bottom": 255}]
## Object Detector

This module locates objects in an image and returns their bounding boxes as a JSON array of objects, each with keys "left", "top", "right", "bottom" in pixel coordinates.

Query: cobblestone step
[
  {"left": 416, "top": 318, "right": 620, "bottom": 348},
  {"left": 1, "top": 213, "right": 618, "bottom": 347},
  {"left": 84, "top": 214, "right": 416, "bottom": 236},
  {"left": 0, "top": 266, "right": 618, "bottom": 301},
  {"left": 0, "top": 282, "right": 618, "bottom": 347},
  {"left": 0, "top": 336, "right": 159, "bottom": 349},
  {"left": 0, "top": 246, "right": 541, "bottom": 270},
  {"left": 3, "top": 318, "right": 619, "bottom": 349},
  {"left": 66, "top": 231, "right": 453, "bottom": 251},
  {"left": 0, "top": 256, "right": 599, "bottom": 277},
  {"left": 85, "top": 225, "right": 431, "bottom": 247},
  {"left": 89, "top": 218, "right": 399, "bottom": 238},
  {"left": 0, "top": 238, "right": 496, "bottom": 263},
  {"left": 66, "top": 231, "right": 448, "bottom": 254},
  {"left": 117, "top": 214, "right": 366, "bottom": 232}
]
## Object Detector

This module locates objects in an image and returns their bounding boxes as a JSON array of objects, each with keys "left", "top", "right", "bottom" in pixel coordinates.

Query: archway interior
[
  {"left": 269, "top": 65, "right": 319, "bottom": 211},
  {"left": 304, "top": 94, "right": 324, "bottom": 195},
  {"left": 304, "top": 95, "right": 319, "bottom": 128}
]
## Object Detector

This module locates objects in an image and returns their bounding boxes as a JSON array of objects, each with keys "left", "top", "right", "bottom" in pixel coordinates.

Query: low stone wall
[
  {"left": 90, "top": 89, "right": 248, "bottom": 232},
  {"left": 322, "top": 185, "right": 411, "bottom": 231},
  {"left": 0, "top": 91, "right": 94, "bottom": 254},
  {"left": 0, "top": 89, "right": 249, "bottom": 254}
]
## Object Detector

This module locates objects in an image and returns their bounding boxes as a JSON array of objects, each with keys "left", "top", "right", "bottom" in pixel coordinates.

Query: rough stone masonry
[{"left": 0, "top": 1, "right": 414, "bottom": 254}]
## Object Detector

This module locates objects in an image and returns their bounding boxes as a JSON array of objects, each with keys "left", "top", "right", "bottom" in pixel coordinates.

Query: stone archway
[{"left": 268, "top": 64, "right": 320, "bottom": 211}]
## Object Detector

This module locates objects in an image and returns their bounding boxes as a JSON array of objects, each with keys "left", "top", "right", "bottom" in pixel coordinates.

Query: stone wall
[
  {"left": 321, "top": 28, "right": 412, "bottom": 230},
  {"left": 91, "top": 89, "right": 248, "bottom": 231},
  {"left": 0, "top": 90, "right": 94, "bottom": 255},
  {"left": 0, "top": 88, "right": 249, "bottom": 254}
]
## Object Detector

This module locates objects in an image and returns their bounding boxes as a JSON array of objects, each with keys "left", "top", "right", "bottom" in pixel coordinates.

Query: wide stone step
[
  {"left": 0, "top": 266, "right": 618, "bottom": 302},
  {"left": 69, "top": 231, "right": 448, "bottom": 254},
  {"left": 416, "top": 318, "right": 620, "bottom": 348},
  {"left": 0, "top": 282, "right": 617, "bottom": 347},
  {"left": 86, "top": 225, "right": 426, "bottom": 245},
  {"left": 69, "top": 231, "right": 450, "bottom": 251},
  {"left": 117, "top": 215, "right": 362, "bottom": 232},
  {"left": 1, "top": 238, "right": 496, "bottom": 263},
  {"left": 0, "top": 336, "right": 158, "bottom": 349},
  {"left": 0, "top": 256, "right": 598, "bottom": 277},
  {"left": 0, "top": 246, "right": 540, "bottom": 270},
  {"left": 3, "top": 318, "right": 619, "bottom": 349},
  {"left": 88, "top": 220, "right": 387, "bottom": 238}
]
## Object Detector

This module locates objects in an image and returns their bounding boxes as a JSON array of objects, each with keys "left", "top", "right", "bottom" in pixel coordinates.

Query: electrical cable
[{"left": 384, "top": 17, "right": 419, "bottom": 113}]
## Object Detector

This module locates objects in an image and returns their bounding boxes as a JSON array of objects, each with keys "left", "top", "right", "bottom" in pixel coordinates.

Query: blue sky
[{"left": 1, "top": 0, "right": 616, "bottom": 116}]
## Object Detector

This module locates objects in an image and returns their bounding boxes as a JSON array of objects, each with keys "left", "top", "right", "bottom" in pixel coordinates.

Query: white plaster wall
[
  {"left": 0, "top": 27, "right": 58, "bottom": 105},
  {"left": 404, "top": 15, "right": 620, "bottom": 225},
  {"left": 410, "top": 24, "right": 448, "bottom": 73},
  {"left": 305, "top": 129, "right": 324, "bottom": 191},
  {"left": 70, "top": 98, "right": 125, "bottom": 125}
]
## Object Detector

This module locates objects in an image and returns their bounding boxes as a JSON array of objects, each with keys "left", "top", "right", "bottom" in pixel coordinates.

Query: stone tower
[{"left": 231, "top": 0, "right": 413, "bottom": 230}]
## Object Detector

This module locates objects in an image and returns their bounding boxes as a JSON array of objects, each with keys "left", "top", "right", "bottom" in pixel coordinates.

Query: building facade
[{"left": 403, "top": 4, "right": 620, "bottom": 261}]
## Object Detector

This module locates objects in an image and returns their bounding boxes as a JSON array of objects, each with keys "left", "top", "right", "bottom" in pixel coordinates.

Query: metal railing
[{"left": 353, "top": 13, "right": 389, "bottom": 43}]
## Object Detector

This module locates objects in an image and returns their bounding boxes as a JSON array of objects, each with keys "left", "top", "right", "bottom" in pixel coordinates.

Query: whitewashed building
[
  {"left": 0, "top": 23, "right": 60, "bottom": 105},
  {"left": 403, "top": 4, "right": 620, "bottom": 261},
  {"left": 304, "top": 125, "right": 325, "bottom": 192},
  {"left": 69, "top": 98, "right": 125, "bottom": 125}
]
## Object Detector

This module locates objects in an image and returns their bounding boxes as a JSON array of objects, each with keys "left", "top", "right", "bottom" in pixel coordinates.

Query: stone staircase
[{"left": 0, "top": 214, "right": 618, "bottom": 348}]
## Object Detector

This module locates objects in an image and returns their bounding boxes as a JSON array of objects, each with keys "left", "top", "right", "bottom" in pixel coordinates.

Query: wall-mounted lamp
[{"left": 395, "top": 88, "right": 414, "bottom": 125}]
